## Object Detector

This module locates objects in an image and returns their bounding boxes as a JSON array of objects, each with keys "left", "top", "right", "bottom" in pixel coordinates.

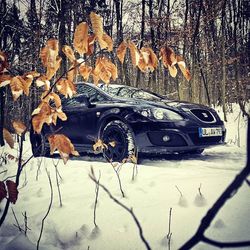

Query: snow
[{"left": 0, "top": 105, "right": 249, "bottom": 250}]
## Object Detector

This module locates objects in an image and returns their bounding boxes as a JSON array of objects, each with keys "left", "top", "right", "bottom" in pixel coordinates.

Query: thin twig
[
  {"left": 53, "top": 160, "right": 62, "bottom": 207},
  {"left": 89, "top": 167, "right": 151, "bottom": 250},
  {"left": 198, "top": 183, "right": 202, "bottom": 196},
  {"left": 36, "top": 168, "right": 53, "bottom": 250},
  {"left": 11, "top": 208, "right": 22, "bottom": 232},
  {"left": 167, "top": 208, "right": 172, "bottom": 239},
  {"left": 109, "top": 160, "right": 125, "bottom": 198},
  {"left": 175, "top": 185, "right": 183, "bottom": 197},
  {"left": 93, "top": 171, "right": 101, "bottom": 228}
]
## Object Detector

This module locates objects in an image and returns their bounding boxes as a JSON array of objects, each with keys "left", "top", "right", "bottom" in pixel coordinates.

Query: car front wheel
[{"left": 101, "top": 120, "right": 135, "bottom": 162}]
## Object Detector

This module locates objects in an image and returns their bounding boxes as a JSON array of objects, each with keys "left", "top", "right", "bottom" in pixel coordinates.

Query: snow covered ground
[{"left": 0, "top": 106, "right": 249, "bottom": 250}]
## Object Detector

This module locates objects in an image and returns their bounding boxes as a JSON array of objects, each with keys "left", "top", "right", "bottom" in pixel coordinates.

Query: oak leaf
[
  {"left": 48, "top": 134, "right": 79, "bottom": 164},
  {"left": 3, "top": 128, "right": 14, "bottom": 148}
]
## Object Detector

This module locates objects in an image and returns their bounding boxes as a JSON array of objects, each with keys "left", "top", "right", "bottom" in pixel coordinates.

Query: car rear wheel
[
  {"left": 30, "top": 132, "right": 49, "bottom": 157},
  {"left": 101, "top": 120, "right": 135, "bottom": 162}
]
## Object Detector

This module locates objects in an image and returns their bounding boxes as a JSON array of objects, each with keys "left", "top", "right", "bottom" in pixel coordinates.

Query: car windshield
[{"left": 103, "top": 85, "right": 163, "bottom": 101}]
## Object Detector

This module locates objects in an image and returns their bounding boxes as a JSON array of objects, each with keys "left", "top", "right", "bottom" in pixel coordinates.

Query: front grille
[
  {"left": 147, "top": 131, "right": 187, "bottom": 146},
  {"left": 191, "top": 109, "right": 215, "bottom": 123},
  {"left": 189, "top": 133, "right": 224, "bottom": 145}
]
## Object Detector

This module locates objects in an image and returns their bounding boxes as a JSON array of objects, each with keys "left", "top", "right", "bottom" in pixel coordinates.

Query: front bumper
[{"left": 129, "top": 120, "right": 226, "bottom": 154}]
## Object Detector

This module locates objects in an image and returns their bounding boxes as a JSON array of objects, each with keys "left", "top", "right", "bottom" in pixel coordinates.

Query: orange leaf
[
  {"left": 12, "top": 121, "right": 26, "bottom": 135},
  {"left": 10, "top": 76, "right": 25, "bottom": 101},
  {"left": 0, "top": 74, "right": 11, "bottom": 88},
  {"left": 79, "top": 63, "right": 92, "bottom": 81},
  {"left": 46, "top": 57, "right": 62, "bottom": 80},
  {"left": 32, "top": 102, "right": 53, "bottom": 134},
  {"left": 128, "top": 41, "right": 140, "bottom": 67},
  {"left": 86, "top": 35, "right": 96, "bottom": 56},
  {"left": 6, "top": 180, "right": 18, "bottom": 204},
  {"left": 40, "top": 39, "right": 59, "bottom": 68},
  {"left": 117, "top": 41, "right": 128, "bottom": 64},
  {"left": 56, "top": 78, "right": 77, "bottom": 98},
  {"left": 73, "top": 22, "right": 89, "bottom": 56},
  {"left": 159, "top": 46, "right": 177, "bottom": 68},
  {"left": 0, "top": 181, "right": 7, "bottom": 203},
  {"left": 0, "top": 51, "right": 9, "bottom": 73},
  {"left": 168, "top": 65, "right": 178, "bottom": 77},
  {"left": 102, "top": 33, "right": 113, "bottom": 51},
  {"left": 48, "top": 134, "right": 79, "bottom": 164},
  {"left": 93, "top": 139, "right": 108, "bottom": 152},
  {"left": 67, "top": 62, "right": 78, "bottom": 82},
  {"left": 62, "top": 45, "right": 76, "bottom": 62},
  {"left": 3, "top": 128, "right": 14, "bottom": 148},
  {"left": 176, "top": 55, "right": 191, "bottom": 81}
]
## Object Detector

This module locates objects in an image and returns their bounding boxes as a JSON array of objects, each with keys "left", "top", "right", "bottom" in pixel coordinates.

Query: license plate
[{"left": 198, "top": 127, "right": 223, "bottom": 137}]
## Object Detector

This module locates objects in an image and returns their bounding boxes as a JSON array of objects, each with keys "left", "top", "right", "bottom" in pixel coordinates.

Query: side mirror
[{"left": 75, "top": 95, "right": 95, "bottom": 108}]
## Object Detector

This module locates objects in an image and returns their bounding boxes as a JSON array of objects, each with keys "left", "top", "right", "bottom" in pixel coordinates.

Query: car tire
[
  {"left": 30, "top": 132, "right": 49, "bottom": 157},
  {"left": 101, "top": 120, "right": 135, "bottom": 162}
]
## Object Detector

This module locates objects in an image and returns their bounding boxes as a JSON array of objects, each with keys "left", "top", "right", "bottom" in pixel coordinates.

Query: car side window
[{"left": 77, "top": 84, "right": 107, "bottom": 103}]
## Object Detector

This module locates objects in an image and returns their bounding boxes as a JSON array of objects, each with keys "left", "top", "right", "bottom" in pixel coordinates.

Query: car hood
[{"left": 111, "top": 97, "right": 210, "bottom": 112}]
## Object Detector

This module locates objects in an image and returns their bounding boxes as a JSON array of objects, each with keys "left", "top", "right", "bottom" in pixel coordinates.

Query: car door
[{"left": 55, "top": 84, "right": 109, "bottom": 146}]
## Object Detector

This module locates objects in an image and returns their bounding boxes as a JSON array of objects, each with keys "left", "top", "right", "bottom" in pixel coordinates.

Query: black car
[{"left": 30, "top": 83, "right": 226, "bottom": 162}]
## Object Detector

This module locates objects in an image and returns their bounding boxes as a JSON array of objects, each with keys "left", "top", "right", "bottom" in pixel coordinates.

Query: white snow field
[{"left": 0, "top": 106, "right": 249, "bottom": 250}]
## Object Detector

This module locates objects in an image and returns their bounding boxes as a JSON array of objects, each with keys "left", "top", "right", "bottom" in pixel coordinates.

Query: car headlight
[
  {"left": 152, "top": 108, "right": 183, "bottom": 120},
  {"left": 133, "top": 107, "right": 183, "bottom": 121}
]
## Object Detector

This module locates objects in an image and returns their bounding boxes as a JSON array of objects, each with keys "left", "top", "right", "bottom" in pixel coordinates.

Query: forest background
[{"left": 0, "top": 0, "right": 249, "bottom": 133}]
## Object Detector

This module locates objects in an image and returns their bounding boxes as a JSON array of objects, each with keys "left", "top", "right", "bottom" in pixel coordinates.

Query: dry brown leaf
[
  {"left": 73, "top": 22, "right": 89, "bottom": 56},
  {"left": 0, "top": 51, "right": 8, "bottom": 73},
  {"left": 13, "top": 121, "right": 26, "bottom": 135},
  {"left": 168, "top": 65, "right": 178, "bottom": 78},
  {"left": 67, "top": 62, "right": 78, "bottom": 82},
  {"left": 3, "top": 128, "right": 14, "bottom": 148},
  {"left": 10, "top": 76, "right": 25, "bottom": 101},
  {"left": 36, "top": 75, "right": 50, "bottom": 88},
  {"left": 176, "top": 55, "right": 191, "bottom": 81},
  {"left": 79, "top": 63, "right": 92, "bottom": 81},
  {"left": 102, "top": 33, "right": 113, "bottom": 51},
  {"left": 90, "top": 12, "right": 104, "bottom": 45},
  {"left": 0, "top": 74, "right": 11, "bottom": 88},
  {"left": 86, "top": 35, "right": 96, "bottom": 56},
  {"left": 93, "top": 139, "right": 108, "bottom": 152},
  {"left": 40, "top": 39, "right": 59, "bottom": 68},
  {"left": 6, "top": 180, "right": 18, "bottom": 204},
  {"left": 117, "top": 41, "right": 128, "bottom": 64},
  {"left": 128, "top": 41, "right": 140, "bottom": 67},
  {"left": 159, "top": 46, "right": 177, "bottom": 68},
  {"left": 32, "top": 102, "right": 53, "bottom": 134},
  {"left": 56, "top": 78, "right": 76, "bottom": 98},
  {"left": 46, "top": 57, "right": 62, "bottom": 80},
  {"left": 62, "top": 45, "right": 76, "bottom": 62},
  {"left": 48, "top": 134, "right": 79, "bottom": 164}
]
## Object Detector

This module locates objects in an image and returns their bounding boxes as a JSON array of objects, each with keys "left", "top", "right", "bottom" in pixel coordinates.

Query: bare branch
[
  {"left": 93, "top": 171, "right": 101, "bottom": 228},
  {"left": 36, "top": 168, "right": 53, "bottom": 250},
  {"left": 202, "top": 236, "right": 250, "bottom": 248}
]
